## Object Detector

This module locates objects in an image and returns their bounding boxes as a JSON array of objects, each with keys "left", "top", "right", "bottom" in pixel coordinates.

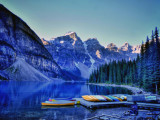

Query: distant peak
[
  {"left": 86, "top": 38, "right": 98, "bottom": 42},
  {"left": 87, "top": 38, "right": 97, "bottom": 40},
  {"left": 123, "top": 42, "right": 130, "bottom": 47},
  {"left": 107, "top": 43, "right": 117, "bottom": 47},
  {"left": 85, "top": 38, "right": 100, "bottom": 45},
  {"left": 106, "top": 43, "right": 118, "bottom": 51},
  {"left": 50, "top": 31, "right": 78, "bottom": 40},
  {"left": 64, "top": 31, "right": 78, "bottom": 41},
  {"left": 65, "top": 31, "right": 76, "bottom": 36}
]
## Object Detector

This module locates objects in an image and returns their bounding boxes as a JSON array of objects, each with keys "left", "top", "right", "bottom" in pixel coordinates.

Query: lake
[{"left": 0, "top": 81, "right": 133, "bottom": 120}]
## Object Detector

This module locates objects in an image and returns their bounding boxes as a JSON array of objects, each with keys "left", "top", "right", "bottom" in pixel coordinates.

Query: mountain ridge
[
  {"left": 42, "top": 32, "right": 141, "bottom": 79},
  {"left": 0, "top": 4, "right": 66, "bottom": 80}
]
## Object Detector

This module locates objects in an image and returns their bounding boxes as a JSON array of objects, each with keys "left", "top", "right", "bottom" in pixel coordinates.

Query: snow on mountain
[
  {"left": 41, "top": 38, "right": 50, "bottom": 45},
  {"left": 42, "top": 32, "right": 141, "bottom": 79},
  {"left": 106, "top": 43, "right": 118, "bottom": 52},
  {"left": 65, "top": 31, "right": 78, "bottom": 41},
  {"left": 118, "top": 42, "right": 141, "bottom": 60},
  {"left": 44, "top": 32, "right": 90, "bottom": 80},
  {"left": 132, "top": 45, "right": 141, "bottom": 53},
  {"left": 119, "top": 42, "right": 133, "bottom": 53}
]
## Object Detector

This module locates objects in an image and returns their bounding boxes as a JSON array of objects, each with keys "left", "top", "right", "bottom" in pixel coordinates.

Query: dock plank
[{"left": 75, "top": 98, "right": 160, "bottom": 109}]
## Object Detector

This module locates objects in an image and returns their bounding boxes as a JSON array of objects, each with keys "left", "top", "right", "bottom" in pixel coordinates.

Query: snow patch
[
  {"left": 60, "top": 41, "right": 64, "bottom": 44},
  {"left": 65, "top": 31, "right": 75, "bottom": 36},
  {"left": 72, "top": 40, "right": 76, "bottom": 46},
  {"left": 132, "top": 45, "right": 141, "bottom": 53},
  {"left": 96, "top": 50, "right": 101, "bottom": 59}
]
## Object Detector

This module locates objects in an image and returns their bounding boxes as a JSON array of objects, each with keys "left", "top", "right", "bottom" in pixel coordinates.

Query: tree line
[{"left": 89, "top": 27, "right": 160, "bottom": 94}]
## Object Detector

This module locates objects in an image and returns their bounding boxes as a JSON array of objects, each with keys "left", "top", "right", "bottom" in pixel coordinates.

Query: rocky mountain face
[
  {"left": 107, "top": 43, "right": 118, "bottom": 52},
  {"left": 0, "top": 4, "right": 63, "bottom": 80},
  {"left": 118, "top": 42, "right": 141, "bottom": 60},
  {"left": 43, "top": 32, "right": 91, "bottom": 79},
  {"left": 43, "top": 32, "right": 141, "bottom": 79}
]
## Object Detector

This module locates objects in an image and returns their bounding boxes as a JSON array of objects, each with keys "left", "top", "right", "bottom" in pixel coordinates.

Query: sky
[{"left": 0, "top": 0, "right": 160, "bottom": 47}]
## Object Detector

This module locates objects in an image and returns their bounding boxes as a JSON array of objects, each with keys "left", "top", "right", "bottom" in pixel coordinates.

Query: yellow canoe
[
  {"left": 41, "top": 100, "right": 75, "bottom": 106},
  {"left": 82, "top": 95, "right": 100, "bottom": 102}
]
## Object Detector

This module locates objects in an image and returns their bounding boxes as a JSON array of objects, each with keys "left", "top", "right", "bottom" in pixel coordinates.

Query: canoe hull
[{"left": 41, "top": 102, "right": 75, "bottom": 106}]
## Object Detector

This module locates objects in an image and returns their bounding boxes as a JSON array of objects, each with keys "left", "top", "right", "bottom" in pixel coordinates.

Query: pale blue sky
[{"left": 1, "top": 0, "right": 160, "bottom": 47}]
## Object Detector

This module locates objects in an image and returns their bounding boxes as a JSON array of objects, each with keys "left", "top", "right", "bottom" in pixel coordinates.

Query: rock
[
  {"left": 5, "top": 58, "right": 51, "bottom": 81},
  {"left": 43, "top": 33, "right": 141, "bottom": 79},
  {"left": 0, "top": 4, "right": 63, "bottom": 80},
  {"left": 0, "top": 70, "right": 9, "bottom": 80},
  {"left": 44, "top": 32, "right": 90, "bottom": 79},
  {"left": 106, "top": 43, "right": 118, "bottom": 52}
]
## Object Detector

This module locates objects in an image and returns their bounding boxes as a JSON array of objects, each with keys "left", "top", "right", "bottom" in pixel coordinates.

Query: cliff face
[
  {"left": 44, "top": 32, "right": 90, "bottom": 79},
  {"left": 0, "top": 4, "right": 62, "bottom": 79},
  {"left": 43, "top": 32, "right": 141, "bottom": 79}
]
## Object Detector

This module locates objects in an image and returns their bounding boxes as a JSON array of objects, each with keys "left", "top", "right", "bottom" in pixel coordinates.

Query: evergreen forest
[{"left": 89, "top": 27, "right": 160, "bottom": 94}]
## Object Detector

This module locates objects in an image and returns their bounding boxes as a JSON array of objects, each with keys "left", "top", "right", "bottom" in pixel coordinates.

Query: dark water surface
[{"left": 0, "top": 81, "right": 133, "bottom": 120}]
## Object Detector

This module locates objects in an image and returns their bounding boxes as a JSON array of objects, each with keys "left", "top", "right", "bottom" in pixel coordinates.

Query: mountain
[
  {"left": 43, "top": 32, "right": 90, "bottom": 79},
  {"left": 118, "top": 42, "right": 141, "bottom": 60},
  {"left": 119, "top": 42, "right": 133, "bottom": 53},
  {"left": 0, "top": 4, "right": 64, "bottom": 80},
  {"left": 5, "top": 58, "right": 51, "bottom": 81},
  {"left": 106, "top": 43, "right": 118, "bottom": 52},
  {"left": 42, "top": 32, "right": 141, "bottom": 79}
]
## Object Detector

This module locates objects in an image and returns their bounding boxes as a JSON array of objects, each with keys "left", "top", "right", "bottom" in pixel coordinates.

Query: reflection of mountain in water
[
  {"left": 88, "top": 85, "right": 132, "bottom": 95},
  {"left": 0, "top": 82, "right": 132, "bottom": 111},
  {"left": 0, "top": 81, "right": 83, "bottom": 109}
]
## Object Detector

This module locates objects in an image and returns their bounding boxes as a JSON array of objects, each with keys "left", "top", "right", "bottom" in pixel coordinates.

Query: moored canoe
[{"left": 41, "top": 100, "right": 75, "bottom": 106}]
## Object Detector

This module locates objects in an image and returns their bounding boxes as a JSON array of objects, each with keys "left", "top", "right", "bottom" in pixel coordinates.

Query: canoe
[
  {"left": 113, "top": 96, "right": 123, "bottom": 101},
  {"left": 93, "top": 95, "right": 107, "bottom": 101},
  {"left": 82, "top": 95, "right": 112, "bottom": 102},
  {"left": 102, "top": 95, "right": 113, "bottom": 102},
  {"left": 82, "top": 95, "right": 100, "bottom": 102},
  {"left": 108, "top": 96, "right": 120, "bottom": 101},
  {"left": 41, "top": 100, "right": 75, "bottom": 106},
  {"left": 114, "top": 95, "right": 127, "bottom": 101}
]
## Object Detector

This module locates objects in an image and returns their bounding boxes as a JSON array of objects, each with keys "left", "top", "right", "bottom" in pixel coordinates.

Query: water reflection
[
  {"left": 89, "top": 84, "right": 132, "bottom": 95},
  {"left": 0, "top": 81, "right": 132, "bottom": 119}
]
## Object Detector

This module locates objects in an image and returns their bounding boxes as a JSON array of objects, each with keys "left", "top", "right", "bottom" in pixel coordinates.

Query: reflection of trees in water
[
  {"left": 89, "top": 85, "right": 132, "bottom": 95},
  {"left": 0, "top": 82, "right": 132, "bottom": 110},
  {"left": 0, "top": 82, "right": 82, "bottom": 109}
]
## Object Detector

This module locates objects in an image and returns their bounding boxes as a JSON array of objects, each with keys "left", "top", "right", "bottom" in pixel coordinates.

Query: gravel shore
[{"left": 88, "top": 83, "right": 152, "bottom": 95}]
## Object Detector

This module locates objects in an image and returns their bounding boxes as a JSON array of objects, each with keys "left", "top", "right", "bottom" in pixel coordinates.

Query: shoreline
[{"left": 88, "top": 83, "right": 152, "bottom": 95}]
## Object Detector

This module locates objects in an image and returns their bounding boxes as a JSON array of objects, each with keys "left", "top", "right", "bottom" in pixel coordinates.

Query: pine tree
[
  {"left": 89, "top": 27, "right": 160, "bottom": 94},
  {"left": 109, "top": 63, "right": 113, "bottom": 83},
  {"left": 153, "top": 27, "right": 160, "bottom": 94}
]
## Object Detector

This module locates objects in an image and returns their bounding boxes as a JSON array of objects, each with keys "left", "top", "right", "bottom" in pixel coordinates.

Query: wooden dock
[{"left": 75, "top": 98, "right": 160, "bottom": 110}]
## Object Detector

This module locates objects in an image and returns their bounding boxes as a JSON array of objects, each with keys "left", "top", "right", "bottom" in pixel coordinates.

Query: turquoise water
[{"left": 0, "top": 81, "right": 132, "bottom": 119}]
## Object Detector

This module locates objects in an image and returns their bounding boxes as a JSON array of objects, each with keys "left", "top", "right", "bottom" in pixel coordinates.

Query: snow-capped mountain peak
[
  {"left": 41, "top": 32, "right": 141, "bottom": 80},
  {"left": 119, "top": 42, "right": 132, "bottom": 52},
  {"left": 132, "top": 45, "right": 141, "bottom": 53},
  {"left": 106, "top": 43, "right": 118, "bottom": 52},
  {"left": 65, "top": 31, "right": 78, "bottom": 41}
]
